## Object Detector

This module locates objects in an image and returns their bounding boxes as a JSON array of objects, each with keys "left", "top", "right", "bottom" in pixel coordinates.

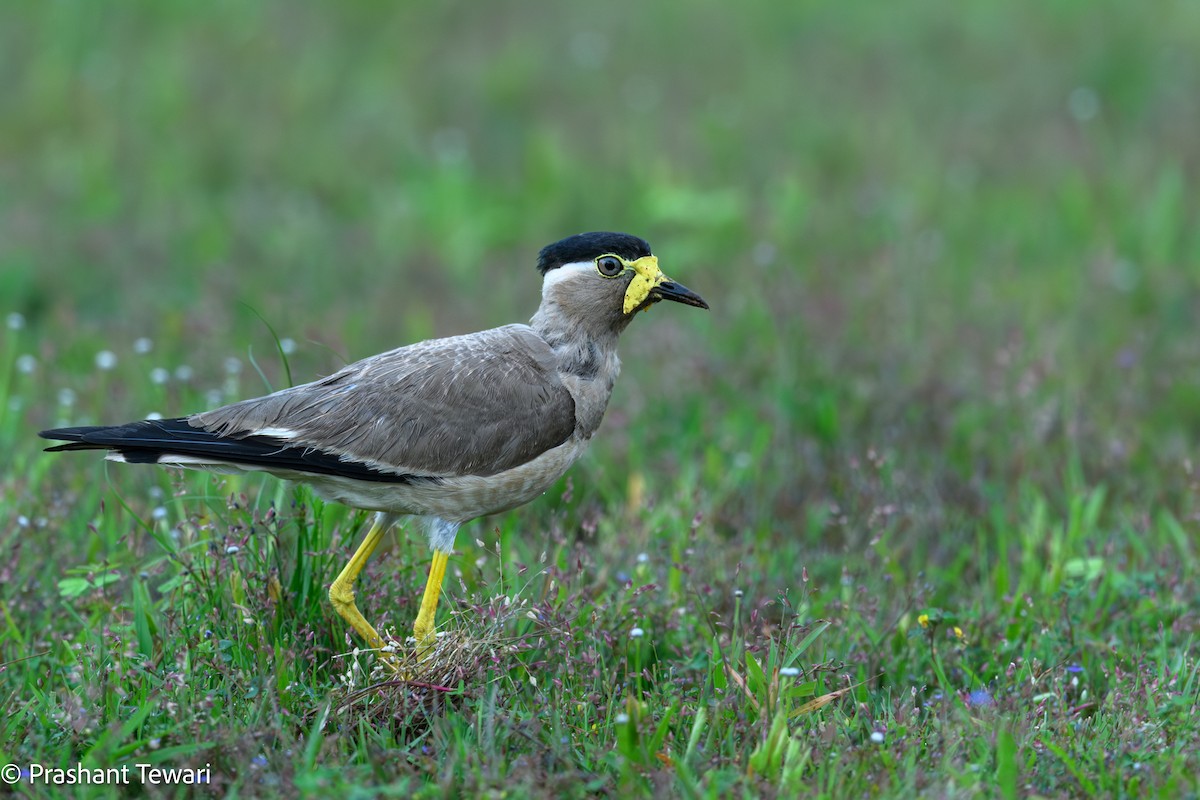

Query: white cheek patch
[{"left": 540, "top": 261, "right": 596, "bottom": 293}]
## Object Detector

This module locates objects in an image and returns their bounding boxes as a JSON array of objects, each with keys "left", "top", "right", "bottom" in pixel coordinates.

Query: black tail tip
[
  {"left": 39, "top": 426, "right": 108, "bottom": 452},
  {"left": 39, "top": 427, "right": 89, "bottom": 442}
]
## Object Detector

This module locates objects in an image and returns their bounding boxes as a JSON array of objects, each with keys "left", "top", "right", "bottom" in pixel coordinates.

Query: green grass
[{"left": 3, "top": 1, "right": 1200, "bottom": 796}]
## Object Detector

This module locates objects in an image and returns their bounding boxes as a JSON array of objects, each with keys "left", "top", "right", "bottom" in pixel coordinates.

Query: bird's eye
[{"left": 596, "top": 255, "right": 624, "bottom": 277}]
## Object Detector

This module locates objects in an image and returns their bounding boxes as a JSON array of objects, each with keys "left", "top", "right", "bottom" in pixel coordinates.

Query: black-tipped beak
[{"left": 651, "top": 280, "right": 709, "bottom": 310}]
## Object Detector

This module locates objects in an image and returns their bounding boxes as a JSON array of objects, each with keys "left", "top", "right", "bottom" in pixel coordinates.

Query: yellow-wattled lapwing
[{"left": 39, "top": 232, "right": 708, "bottom": 671}]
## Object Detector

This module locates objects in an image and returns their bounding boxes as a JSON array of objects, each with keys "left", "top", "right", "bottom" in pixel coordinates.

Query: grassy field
[{"left": 3, "top": 1, "right": 1199, "bottom": 797}]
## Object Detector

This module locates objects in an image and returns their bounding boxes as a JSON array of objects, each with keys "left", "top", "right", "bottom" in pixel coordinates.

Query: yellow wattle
[{"left": 623, "top": 255, "right": 666, "bottom": 314}]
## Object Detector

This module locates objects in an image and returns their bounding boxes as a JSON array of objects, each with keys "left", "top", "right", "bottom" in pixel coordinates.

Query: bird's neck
[
  {"left": 530, "top": 303, "right": 623, "bottom": 440},
  {"left": 531, "top": 307, "right": 620, "bottom": 378}
]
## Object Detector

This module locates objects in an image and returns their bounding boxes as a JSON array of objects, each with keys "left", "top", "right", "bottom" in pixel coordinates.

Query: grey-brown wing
[{"left": 190, "top": 325, "right": 576, "bottom": 478}]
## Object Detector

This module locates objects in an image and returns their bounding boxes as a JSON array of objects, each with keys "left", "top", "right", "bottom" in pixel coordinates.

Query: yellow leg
[
  {"left": 412, "top": 549, "right": 450, "bottom": 650},
  {"left": 328, "top": 517, "right": 396, "bottom": 669}
]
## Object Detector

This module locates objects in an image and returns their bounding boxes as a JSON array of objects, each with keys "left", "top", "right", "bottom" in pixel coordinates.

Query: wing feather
[{"left": 191, "top": 324, "right": 576, "bottom": 477}]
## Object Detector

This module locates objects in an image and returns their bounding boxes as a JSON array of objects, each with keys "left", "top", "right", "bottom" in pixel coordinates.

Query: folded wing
[{"left": 41, "top": 325, "right": 577, "bottom": 482}]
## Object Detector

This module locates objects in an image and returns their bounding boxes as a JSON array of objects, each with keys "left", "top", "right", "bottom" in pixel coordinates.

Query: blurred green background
[
  {"left": 3, "top": 1, "right": 1200, "bottom": 795},
  {"left": 6, "top": 0, "right": 1199, "bottom": 553},
  {"left": 7, "top": 0, "right": 1198, "bottom": 530}
]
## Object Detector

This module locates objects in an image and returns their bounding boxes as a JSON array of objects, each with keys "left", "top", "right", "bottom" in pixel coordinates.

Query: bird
[{"left": 39, "top": 231, "right": 708, "bottom": 671}]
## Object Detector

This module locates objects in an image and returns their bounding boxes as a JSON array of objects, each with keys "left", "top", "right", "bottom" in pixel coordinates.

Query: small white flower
[
  {"left": 630, "top": 627, "right": 645, "bottom": 638},
  {"left": 636, "top": 552, "right": 649, "bottom": 564},
  {"left": 150, "top": 367, "right": 169, "bottom": 385},
  {"left": 57, "top": 388, "right": 77, "bottom": 406},
  {"left": 752, "top": 241, "right": 777, "bottom": 267},
  {"left": 133, "top": 337, "right": 153, "bottom": 354},
  {"left": 152, "top": 507, "right": 168, "bottom": 520},
  {"left": 1067, "top": 86, "right": 1100, "bottom": 122},
  {"left": 870, "top": 731, "right": 885, "bottom": 744},
  {"left": 568, "top": 31, "right": 609, "bottom": 69},
  {"left": 615, "top": 713, "right": 629, "bottom": 724},
  {"left": 6, "top": 312, "right": 25, "bottom": 330},
  {"left": 17, "top": 515, "right": 29, "bottom": 527},
  {"left": 174, "top": 365, "right": 194, "bottom": 381},
  {"left": 733, "top": 589, "right": 744, "bottom": 598},
  {"left": 225, "top": 545, "right": 240, "bottom": 554},
  {"left": 431, "top": 127, "right": 468, "bottom": 165},
  {"left": 779, "top": 667, "right": 800, "bottom": 677},
  {"left": 16, "top": 354, "right": 36, "bottom": 374},
  {"left": 95, "top": 350, "right": 118, "bottom": 370},
  {"left": 280, "top": 338, "right": 296, "bottom": 354}
]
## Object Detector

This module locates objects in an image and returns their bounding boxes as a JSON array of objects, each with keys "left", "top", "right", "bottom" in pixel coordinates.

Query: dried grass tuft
[{"left": 328, "top": 594, "right": 533, "bottom": 728}]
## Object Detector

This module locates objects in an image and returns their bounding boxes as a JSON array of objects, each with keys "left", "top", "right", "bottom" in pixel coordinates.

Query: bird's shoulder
[{"left": 346, "top": 324, "right": 559, "bottom": 384}]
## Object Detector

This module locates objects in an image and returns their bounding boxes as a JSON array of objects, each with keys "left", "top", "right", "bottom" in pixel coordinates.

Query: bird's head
[{"left": 536, "top": 232, "right": 708, "bottom": 334}]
